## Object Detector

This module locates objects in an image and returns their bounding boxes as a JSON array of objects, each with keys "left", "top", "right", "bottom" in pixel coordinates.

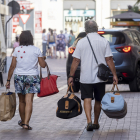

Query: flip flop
[{"left": 22, "top": 124, "right": 32, "bottom": 130}]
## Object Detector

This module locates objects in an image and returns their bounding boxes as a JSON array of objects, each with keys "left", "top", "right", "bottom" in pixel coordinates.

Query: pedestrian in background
[
  {"left": 6, "top": 31, "right": 47, "bottom": 130},
  {"left": 47, "top": 28, "right": 51, "bottom": 57},
  {"left": 68, "top": 20, "right": 118, "bottom": 131},
  {"left": 48, "top": 29, "right": 57, "bottom": 58},
  {"left": 68, "top": 30, "right": 75, "bottom": 47},
  {"left": 42, "top": 29, "right": 47, "bottom": 59},
  {"left": 15, "top": 24, "right": 23, "bottom": 37},
  {"left": 57, "top": 30, "right": 66, "bottom": 59},
  {"left": 11, "top": 37, "right": 19, "bottom": 57}
]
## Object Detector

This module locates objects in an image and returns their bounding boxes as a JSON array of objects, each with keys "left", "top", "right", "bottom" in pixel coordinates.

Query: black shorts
[{"left": 80, "top": 82, "right": 105, "bottom": 101}]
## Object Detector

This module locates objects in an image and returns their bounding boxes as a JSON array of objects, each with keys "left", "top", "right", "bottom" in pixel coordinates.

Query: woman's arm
[
  {"left": 11, "top": 48, "right": 15, "bottom": 57},
  {"left": 38, "top": 57, "right": 47, "bottom": 68},
  {"left": 5, "top": 57, "right": 17, "bottom": 89}
]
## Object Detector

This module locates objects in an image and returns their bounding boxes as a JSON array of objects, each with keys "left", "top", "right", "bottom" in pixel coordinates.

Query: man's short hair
[{"left": 85, "top": 20, "right": 98, "bottom": 33}]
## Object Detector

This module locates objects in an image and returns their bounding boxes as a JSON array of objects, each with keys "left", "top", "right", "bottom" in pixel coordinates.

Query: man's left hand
[{"left": 68, "top": 77, "right": 74, "bottom": 85}]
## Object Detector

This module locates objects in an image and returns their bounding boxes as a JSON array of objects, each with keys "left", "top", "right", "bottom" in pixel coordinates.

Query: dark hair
[
  {"left": 19, "top": 30, "right": 34, "bottom": 46},
  {"left": 15, "top": 37, "right": 18, "bottom": 42},
  {"left": 70, "top": 30, "right": 73, "bottom": 35},
  {"left": 76, "top": 32, "right": 86, "bottom": 40},
  {"left": 50, "top": 29, "right": 53, "bottom": 35},
  {"left": 42, "top": 29, "right": 46, "bottom": 33}
]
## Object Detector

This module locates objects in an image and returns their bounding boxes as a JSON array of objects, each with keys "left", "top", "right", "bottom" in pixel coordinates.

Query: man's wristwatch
[
  {"left": 68, "top": 75, "right": 74, "bottom": 78},
  {"left": 7, "top": 79, "right": 10, "bottom": 82}
]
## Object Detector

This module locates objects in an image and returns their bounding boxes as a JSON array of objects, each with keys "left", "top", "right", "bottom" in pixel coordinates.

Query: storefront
[{"left": 64, "top": 10, "right": 95, "bottom": 35}]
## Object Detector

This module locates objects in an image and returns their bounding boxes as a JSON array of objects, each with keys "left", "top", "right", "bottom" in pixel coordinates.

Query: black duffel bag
[
  {"left": 87, "top": 36, "right": 110, "bottom": 81},
  {"left": 56, "top": 84, "right": 82, "bottom": 119}
]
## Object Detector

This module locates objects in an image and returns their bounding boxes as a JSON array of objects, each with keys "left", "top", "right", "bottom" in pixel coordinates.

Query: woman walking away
[
  {"left": 5, "top": 31, "right": 47, "bottom": 130},
  {"left": 68, "top": 30, "right": 75, "bottom": 47},
  {"left": 11, "top": 37, "right": 19, "bottom": 56},
  {"left": 48, "top": 29, "right": 57, "bottom": 58},
  {"left": 57, "top": 30, "right": 66, "bottom": 58},
  {"left": 42, "top": 29, "right": 47, "bottom": 59}
]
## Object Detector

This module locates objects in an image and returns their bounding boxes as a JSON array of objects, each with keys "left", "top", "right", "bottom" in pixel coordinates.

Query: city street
[{"left": 0, "top": 49, "right": 140, "bottom": 140}]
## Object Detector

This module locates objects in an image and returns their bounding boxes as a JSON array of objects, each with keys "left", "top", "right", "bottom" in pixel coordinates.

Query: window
[
  {"left": 124, "top": 31, "right": 133, "bottom": 42},
  {"left": 136, "top": 32, "right": 140, "bottom": 43},
  {"left": 131, "top": 32, "right": 140, "bottom": 46},
  {"left": 99, "top": 32, "right": 125, "bottom": 45}
]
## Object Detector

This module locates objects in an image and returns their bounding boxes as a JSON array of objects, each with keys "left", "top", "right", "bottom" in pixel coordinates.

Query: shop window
[{"left": 131, "top": 32, "right": 140, "bottom": 46}]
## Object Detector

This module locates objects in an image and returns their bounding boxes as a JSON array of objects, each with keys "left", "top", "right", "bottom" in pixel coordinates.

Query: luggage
[
  {"left": 37, "top": 65, "right": 59, "bottom": 97},
  {"left": 101, "top": 84, "right": 127, "bottom": 119},
  {"left": 0, "top": 91, "right": 16, "bottom": 121},
  {"left": 56, "top": 84, "right": 82, "bottom": 119},
  {"left": 49, "top": 35, "right": 55, "bottom": 43}
]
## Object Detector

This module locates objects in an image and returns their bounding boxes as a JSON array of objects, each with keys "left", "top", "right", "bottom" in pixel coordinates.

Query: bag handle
[
  {"left": 87, "top": 36, "right": 98, "bottom": 65},
  {"left": 67, "top": 84, "right": 74, "bottom": 94},
  {"left": 111, "top": 83, "right": 119, "bottom": 92},
  {"left": 40, "top": 62, "right": 51, "bottom": 80}
]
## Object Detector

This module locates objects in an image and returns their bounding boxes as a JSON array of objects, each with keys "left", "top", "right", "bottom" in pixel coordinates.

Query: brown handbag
[{"left": 0, "top": 91, "right": 16, "bottom": 121}]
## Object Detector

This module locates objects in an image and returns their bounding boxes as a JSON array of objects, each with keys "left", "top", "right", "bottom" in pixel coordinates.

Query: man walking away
[{"left": 68, "top": 20, "right": 118, "bottom": 131}]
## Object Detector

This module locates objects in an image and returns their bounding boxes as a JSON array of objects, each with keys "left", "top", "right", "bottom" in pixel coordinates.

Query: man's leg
[
  {"left": 94, "top": 100, "right": 101, "bottom": 124},
  {"left": 84, "top": 98, "right": 92, "bottom": 124}
]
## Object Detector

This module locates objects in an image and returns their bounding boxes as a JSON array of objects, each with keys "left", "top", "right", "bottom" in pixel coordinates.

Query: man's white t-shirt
[
  {"left": 72, "top": 32, "right": 113, "bottom": 84},
  {"left": 13, "top": 45, "right": 43, "bottom": 75}
]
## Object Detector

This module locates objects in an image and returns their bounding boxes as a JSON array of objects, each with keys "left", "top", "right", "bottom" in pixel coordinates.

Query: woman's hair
[
  {"left": 70, "top": 30, "right": 73, "bottom": 35},
  {"left": 76, "top": 32, "right": 86, "bottom": 40},
  {"left": 50, "top": 29, "right": 53, "bottom": 35},
  {"left": 42, "top": 29, "right": 46, "bottom": 33},
  {"left": 15, "top": 37, "right": 18, "bottom": 42},
  {"left": 19, "top": 30, "right": 34, "bottom": 46}
]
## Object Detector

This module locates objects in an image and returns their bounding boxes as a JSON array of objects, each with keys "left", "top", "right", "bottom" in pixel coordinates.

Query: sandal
[
  {"left": 86, "top": 122, "right": 94, "bottom": 131},
  {"left": 18, "top": 120, "right": 23, "bottom": 127},
  {"left": 22, "top": 124, "right": 32, "bottom": 130},
  {"left": 93, "top": 124, "right": 100, "bottom": 129}
]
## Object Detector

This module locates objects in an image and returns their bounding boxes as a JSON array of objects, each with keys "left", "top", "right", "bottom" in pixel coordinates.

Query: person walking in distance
[
  {"left": 68, "top": 30, "right": 75, "bottom": 47},
  {"left": 11, "top": 37, "right": 19, "bottom": 57},
  {"left": 42, "top": 29, "right": 47, "bottom": 59},
  {"left": 57, "top": 30, "right": 66, "bottom": 58},
  {"left": 68, "top": 20, "right": 118, "bottom": 131},
  {"left": 48, "top": 29, "right": 57, "bottom": 58},
  {"left": 5, "top": 31, "right": 47, "bottom": 130},
  {"left": 15, "top": 24, "right": 23, "bottom": 37}
]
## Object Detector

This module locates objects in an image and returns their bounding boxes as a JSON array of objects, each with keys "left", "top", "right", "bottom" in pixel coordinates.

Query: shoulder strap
[{"left": 87, "top": 36, "right": 98, "bottom": 64}]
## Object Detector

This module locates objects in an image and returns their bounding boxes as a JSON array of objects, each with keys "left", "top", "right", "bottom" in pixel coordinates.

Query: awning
[{"left": 107, "top": 11, "right": 140, "bottom": 19}]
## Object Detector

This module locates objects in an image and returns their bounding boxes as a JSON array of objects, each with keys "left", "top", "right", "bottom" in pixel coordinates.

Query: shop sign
[
  {"left": 111, "top": 21, "right": 140, "bottom": 26},
  {"left": 12, "top": 15, "right": 19, "bottom": 33},
  {"left": 35, "top": 11, "right": 42, "bottom": 34},
  {"left": 18, "top": 1, "right": 33, "bottom": 10},
  {"left": 64, "top": 10, "right": 95, "bottom": 17}
]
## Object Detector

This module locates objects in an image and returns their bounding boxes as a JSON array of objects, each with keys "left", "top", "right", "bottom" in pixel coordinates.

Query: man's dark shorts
[{"left": 80, "top": 82, "right": 105, "bottom": 101}]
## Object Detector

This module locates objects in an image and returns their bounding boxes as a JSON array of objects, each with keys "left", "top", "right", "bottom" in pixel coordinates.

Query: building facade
[
  {"left": 11, "top": 0, "right": 137, "bottom": 49},
  {"left": 0, "top": 0, "right": 11, "bottom": 62}
]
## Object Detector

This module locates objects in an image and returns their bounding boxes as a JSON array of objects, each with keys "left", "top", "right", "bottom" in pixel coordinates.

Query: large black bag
[
  {"left": 56, "top": 85, "right": 82, "bottom": 119},
  {"left": 87, "top": 36, "right": 110, "bottom": 81}
]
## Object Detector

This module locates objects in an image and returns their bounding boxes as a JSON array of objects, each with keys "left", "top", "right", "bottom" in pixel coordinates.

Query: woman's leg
[
  {"left": 53, "top": 46, "right": 56, "bottom": 58},
  {"left": 59, "top": 51, "right": 61, "bottom": 58},
  {"left": 18, "top": 93, "right": 25, "bottom": 123},
  {"left": 23, "top": 93, "right": 34, "bottom": 128}
]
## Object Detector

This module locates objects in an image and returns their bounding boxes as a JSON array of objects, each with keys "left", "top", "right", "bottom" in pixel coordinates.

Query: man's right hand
[{"left": 113, "top": 75, "right": 118, "bottom": 85}]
